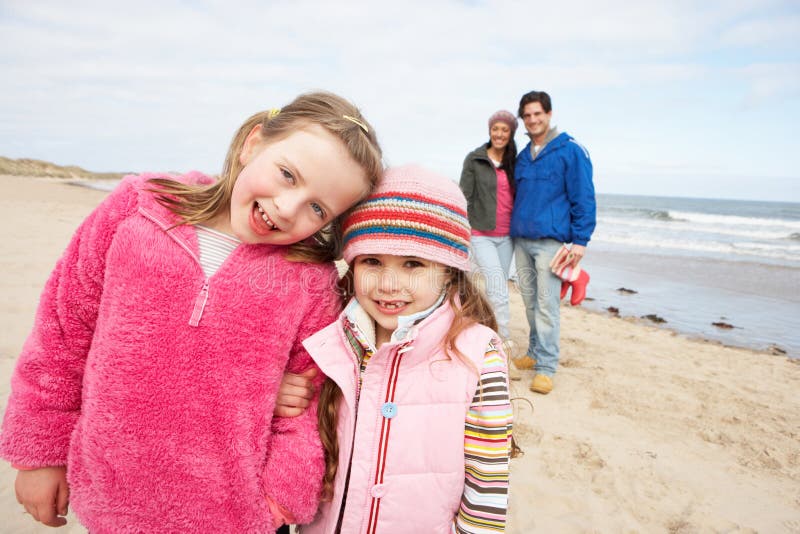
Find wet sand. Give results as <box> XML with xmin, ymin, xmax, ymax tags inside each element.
<box><xmin>580</xmin><ymin>249</ymin><xmax>800</xmax><ymax>357</ymax></box>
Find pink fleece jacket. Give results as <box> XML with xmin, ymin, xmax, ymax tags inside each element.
<box><xmin>0</xmin><ymin>173</ymin><xmax>337</xmax><ymax>533</ymax></box>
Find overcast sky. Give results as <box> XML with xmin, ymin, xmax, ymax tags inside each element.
<box><xmin>1</xmin><ymin>0</ymin><xmax>798</xmax><ymax>201</ymax></box>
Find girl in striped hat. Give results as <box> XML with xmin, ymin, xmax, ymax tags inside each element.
<box><xmin>296</xmin><ymin>164</ymin><xmax>514</xmax><ymax>533</ymax></box>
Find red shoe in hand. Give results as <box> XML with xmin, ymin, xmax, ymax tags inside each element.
<box><xmin>569</xmin><ymin>269</ymin><xmax>590</xmax><ymax>305</ymax></box>
<box><xmin>560</xmin><ymin>280</ymin><xmax>569</xmax><ymax>300</ymax></box>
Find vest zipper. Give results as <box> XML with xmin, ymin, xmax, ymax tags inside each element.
<box><xmin>334</xmin><ymin>360</ymin><xmax>362</xmax><ymax>533</ymax></box>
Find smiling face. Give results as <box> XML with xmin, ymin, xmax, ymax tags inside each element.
<box><xmin>353</xmin><ymin>254</ymin><xmax>450</xmax><ymax>346</ymax></box>
<box><xmin>225</xmin><ymin>123</ymin><xmax>368</xmax><ymax>245</ymax></box>
<box><xmin>489</xmin><ymin>122</ymin><xmax>512</xmax><ymax>152</ymax></box>
<box><xmin>521</xmin><ymin>101</ymin><xmax>552</xmax><ymax>144</ymax></box>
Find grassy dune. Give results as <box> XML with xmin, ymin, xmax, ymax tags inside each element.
<box><xmin>0</xmin><ymin>156</ymin><xmax>126</xmax><ymax>180</ymax></box>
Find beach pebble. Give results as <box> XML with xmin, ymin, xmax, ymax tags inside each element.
<box><xmin>712</xmin><ymin>321</ymin><xmax>735</xmax><ymax>329</ymax></box>
<box><xmin>642</xmin><ymin>314</ymin><xmax>666</xmax><ymax>324</ymax></box>
<box><xmin>606</xmin><ymin>306</ymin><xmax>620</xmax><ymax>316</ymax></box>
<box><xmin>617</xmin><ymin>287</ymin><xmax>638</xmax><ymax>294</ymax></box>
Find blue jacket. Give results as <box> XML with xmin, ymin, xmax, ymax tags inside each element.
<box><xmin>511</xmin><ymin>131</ymin><xmax>596</xmax><ymax>246</ymax></box>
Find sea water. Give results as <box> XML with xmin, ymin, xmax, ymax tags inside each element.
<box><xmin>583</xmin><ymin>194</ymin><xmax>800</xmax><ymax>357</ymax></box>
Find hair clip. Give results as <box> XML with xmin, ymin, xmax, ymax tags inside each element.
<box><xmin>342</xmin><ymin>114</ymin><xmax>369</xmax><ymax>134</ymax></box>
<box><xmin>268</xmin><ymin>108</ymin><xmax>281</xmax><ymax>119</ymax></box>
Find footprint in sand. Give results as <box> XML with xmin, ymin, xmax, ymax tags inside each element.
<box><xmin>574</xmin><ymin>441</ymin><xmax>606</xmax><ymax>470</ymax></box>
<box><xmin>512</xmin><ymin>420</ymin><xmax>543</xmax><ymax>445</ymax></box>
<box><xmin>783</xmin><ymin>519</ymin><xmax>800</xmax><ymax>533</ymax></box>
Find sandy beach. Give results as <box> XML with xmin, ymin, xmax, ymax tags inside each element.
<box><xmin>1</xmin><ymin>175</ymin><xmax>798</xmax><ymax>533</ymax></box>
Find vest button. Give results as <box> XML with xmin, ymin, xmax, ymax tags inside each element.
<box><xmin>381</xmin><ymin>402</ymin><xmax>397</xmax><ymax>419</ymax></box>
<box><xmin>370</xmin><ymin>483</ymin><xmax>387</xmax><ymax>498</ymax></box>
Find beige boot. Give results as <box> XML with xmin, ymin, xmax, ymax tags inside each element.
<box><xmin>511</xmin><ymin>356</ymin><xmax>536</xmax><ymax>371</ymax></box>
<box><xmin>529</xmin><ymin>374</ymin><xmax>553</xmax><ymax>394</ymax></box>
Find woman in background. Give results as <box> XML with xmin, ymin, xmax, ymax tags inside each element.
<box><xmin>459</xmin><ymin>110</ymin><xmax>518</xmax><ymax>343</ymax></box>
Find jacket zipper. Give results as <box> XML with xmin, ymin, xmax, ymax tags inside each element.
<box><xmin>138</xmin><ymin>206</ymin><xmax>211</xmax><ymax>327</ymax></box>
<box><xmin>189</xmin><ymin>281</ymin><xmax>210</xmax><ymax>327</ymax></box>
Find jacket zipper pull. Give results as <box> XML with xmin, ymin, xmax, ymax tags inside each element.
<box><xmin>189</xmin><ymin>281</ymin><xmax>209</xmax><ymax>327</ymax></box>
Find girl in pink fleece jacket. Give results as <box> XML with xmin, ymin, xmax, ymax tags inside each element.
<box><xmin>0</xmin><ymin>92</ymin><xmax>383</xmax><ymax>533</ymax></box>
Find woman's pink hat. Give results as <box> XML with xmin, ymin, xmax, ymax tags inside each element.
<box><xmin>488</xmin><ymin>110</ymin><xmax>518</xmax><ymax>134</ymax></box>
<box><xmin>342</xmin><ymin>164</ymin><xmax>472</xmax><ymax>272</ymax></box>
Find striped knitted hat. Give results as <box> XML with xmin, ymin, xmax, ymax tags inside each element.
<box><xmin>342</xmin><ymin>164</ymin><xmax>472</xmax><ymax>271</ymax></box>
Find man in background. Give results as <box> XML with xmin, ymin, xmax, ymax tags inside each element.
<box><xmin>511</xmin><ymin>90</ymin><xmax>596</xmax><ymax>394</ymax></box>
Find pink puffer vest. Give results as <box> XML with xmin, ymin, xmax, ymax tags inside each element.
<box><xmin>302</xmin><ymin>301</ymin><xmax>497</xmax><ymax>534</ymax></box>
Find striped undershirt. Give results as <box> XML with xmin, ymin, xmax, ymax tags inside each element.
<box><xmin>344</xmin><ymin>321</ymin><xmax>512</xmax><ymax>533</ymax></box>
<box><xmin>194</xmin><ymin>225</ymin><xmax>240</xmax><ymax>278</ymax></box>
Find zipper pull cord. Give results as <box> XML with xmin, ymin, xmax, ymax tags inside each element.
<box><xmin>189</xmin><ymin>280</ymin><xmax>209</xmax><ymax>327</ymax></box>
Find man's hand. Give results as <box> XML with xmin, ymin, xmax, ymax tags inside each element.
<box><xmin>550</xmin><ymin>244</ymin><xmax>586</xmax><ymax>272</ymax></box>
<box><xmin>568</xmin><ymin>244</ymin><xmax>586</xmax><ymax>267</ymax></box>
<box><xmin>16</xmin><ymin>466</ymin><xmax>69</xmax><ymax>527</ymax></box>
<box><xmin>274</xmin><ymin>368</ymin><xmax>317</xmax><ymax>417</ymax></box>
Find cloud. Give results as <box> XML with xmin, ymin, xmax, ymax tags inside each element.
<box><xmin>0</xmin><ymin>0</ymin><xmax>798</xmax><ymax>200</ymax></box>
<box><xmin>732</xmin><ymin>62</ymin><xmax>800</xmax><ymax>100</ymax></box>
<box><xmin>719</xmin><ymin>13</ymin><xmax>800</xmax><ymax>49</ymax></box>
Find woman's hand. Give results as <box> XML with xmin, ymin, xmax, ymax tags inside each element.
<box><xmin>16</xmin><ymin>466</ymin><xmax>69</xmax><ymax>527</ymax></box>
<box><xmin>274</xmin><ymin>368</ymin><xmax>317</xmax><ymax>417</ymax></box>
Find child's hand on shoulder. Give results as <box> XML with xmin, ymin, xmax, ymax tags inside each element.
<box><xmin>15</xmin><ymin>466</ymin><xmax>69</xmax><ymax>527</ymax></box>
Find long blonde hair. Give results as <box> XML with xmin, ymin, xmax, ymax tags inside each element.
<box><xmin>147</xmin><ymin>91</ymin><xmax>383</xmax><ymax>263</ymax></box>
<box><xmin>318</xmin><ymin>268</ymin><xmax>498</xmax><ymax>500</ymax></box>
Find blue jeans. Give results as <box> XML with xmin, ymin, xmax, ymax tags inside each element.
<box><xmin>470</xmin><ymin>236</ymin><xmax>514</xmax><ymax>339</ymax></box>
<box><xmin>514</xmin><ymin>238</ymin><xmax>562</xmax><ymax>376</ymax></box>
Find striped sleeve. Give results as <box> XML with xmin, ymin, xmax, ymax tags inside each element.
<box><xmin>454</xmin><ymin>341</ymin><xmax>513</xmax><ymax>533</ymax></box>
